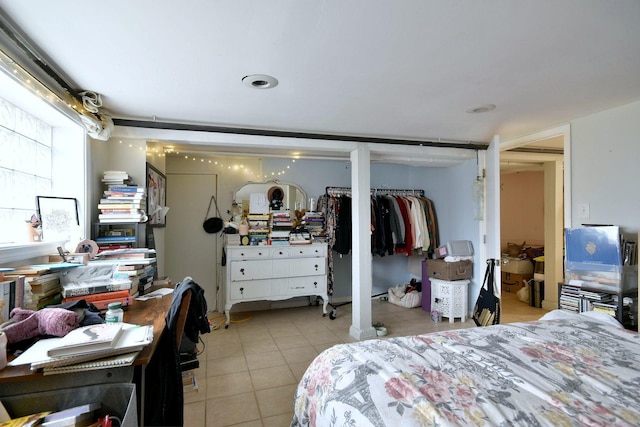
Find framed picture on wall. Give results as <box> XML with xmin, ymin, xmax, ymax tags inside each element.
<box><xmin>146</xmin><ymin>163</ymin><xmax>167</xmax><ymax>227</ymax></box>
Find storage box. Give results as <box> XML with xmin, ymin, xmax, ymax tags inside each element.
<box><xmin>565</xmin><ymin>264</ymin><xmax>637</xmax><ymax>292</ymax></box>
<box><xmin>501</xmin><ymin>271</ymin><xmax>532</xmax><ymax>293</ymax></box>
<box><xmin>427</xmin><ymin>259</ymin><xmax>473</xmax><ymax>280</ymax></box>
<box><xmin>0</xmin><ymin>383</ymin><xmax>137</xmax><ymax>427</ymax></box>
<box><xmin>564</xmin><ymin>226</ymin><xmax>637</xmax><ymax>291</ymax></box>
<box><xmin>501</xmin><ymin>257</ymin><xmax>533</xmax><ymax>274</ymax></box>
<box><xmin>435</xmin><ymin>240</ymin><xmax>474</xmax><ymax>258</ymax></box>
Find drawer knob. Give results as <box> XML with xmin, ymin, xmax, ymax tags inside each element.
<box><xmin>314</xmin><ymin>264</ymin><xmax>319</xmax><ymax>271</ymax></box>
<box><xmin>314</xmin><ymin>281</ymin><xmax>318</xmax><ymax>288</ymax></box>
<box><xmin>279</xmin><ymin>251</ymin><xmax>283</xmax><ymax>255</ymax></box>
<box><xmin>240</xmin><ymin>268</ymin><xmax>245</xmax><ymax>275</ymax></box>
<box><xmin>240</xmin><ymin>287</ymin><xmax>244</xmax><ymax>294</ymax></box>
<box><xmin>299</xmin><ymin>250</ymin><xmax>303</xmax><ymax>254</ymax></box>
<box><xmin>259</xmin><ymin>252</ymin><xmax>263</xmax><ymax>256</ymax></box>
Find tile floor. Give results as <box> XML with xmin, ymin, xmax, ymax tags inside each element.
<box><xmin>184</xmin><ymin>291</ymin><xmax>548</xmax><ymax>427</ymax></box>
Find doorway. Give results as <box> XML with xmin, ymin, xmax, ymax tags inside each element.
<box><xmin>500</xmin><ymin>125</ymin><xmax>569</xmax><ymax>315</ymax></box>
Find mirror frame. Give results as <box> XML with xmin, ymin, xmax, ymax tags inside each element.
<box><xmin>233</xmin><ymin>180</ymin><xmax>307</xmax><ymax>214</ymax></box>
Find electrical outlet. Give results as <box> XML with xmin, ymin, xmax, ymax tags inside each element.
<box><xmin>577</xmin><ymin>203</ymin><xmax>590</xmax><ymax>219</ymax></box>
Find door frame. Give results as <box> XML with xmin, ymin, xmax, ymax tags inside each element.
<box><xmin>500</xmin><ymin>124</ymin><xmax>571</xmax><ymax>310</ymax></box>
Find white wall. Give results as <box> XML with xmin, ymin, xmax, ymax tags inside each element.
<box><xmin>262</xmin><ymin>157</ymin><xmax>481</xmax><ymax>305</ymax></box>
<box><xmin>570</xmin><ymin>101</ymin><xmax>640</xmax><ymax>237</ymax></box>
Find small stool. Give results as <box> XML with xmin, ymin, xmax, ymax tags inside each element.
<box><xmin>430</xmin><ymin>278</ymin><xmax>470</xmax><ymax>322</ymax></box>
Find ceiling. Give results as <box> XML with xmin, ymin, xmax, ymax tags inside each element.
<box><xmin>0</xmin><ymin>1</ymin><xmax>639</xmax><ymax>162</ymax></box>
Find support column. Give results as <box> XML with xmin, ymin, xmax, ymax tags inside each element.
<box><xmin>349</xmin><ymin>144</ymin><xmax>376</xmax><ymax>340</ymax></box>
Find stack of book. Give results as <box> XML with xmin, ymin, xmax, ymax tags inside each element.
<box><xmin>94</xmin><ymin>248</ymin><xmax>157</xmax><ymax>296</ymax></box>
<box><xmin>94</xmin><ymin>225</ymin><xmax>138</xmax><ymax>252</ymax></box>
<box><xmin>270</xmin><ymin>210</ymin><xmax>292</xmax><ymax>245</ymax></box>
<box><xmin>247</xmin><ymin>213</ymin><xmax>270</xmax><ymax>245</ymax></box>
<box><xmin>101</xmin><ymin>170</ymin><xmax>132</xmax><ymax>186</ymax></box>
<box><xmin>304</xmin><ymin>211</ymin><xmax>326</xmax><ymax>238</ymax></box>
<box><xmin>98</xmin><ymin>171</ymin><xmax>147</xmax><ymax>223</ymax></box>
<box><xmin>59</xmin><ymin>253</ymin><xmax>154</xmax><ymax>310</ymax></box>
<box><xmin>9</xmin><ymin>323</ymin><xmax>154</xmax><ymax>376</ymax></box>
<box><xmin>6</xmin><ymin>265</ymin><xmax>74</xmax><ymax>310</ymax></box>
<box><xmin>0</xmin><ymin>274</ymin><xmax>25</xmax><ymax>322</ymax></box>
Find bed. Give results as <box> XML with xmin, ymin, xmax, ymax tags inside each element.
<box><xmin>292</xmin><ymin>311</ymin><xmax>640</xmax><ymax>426</ymax></box>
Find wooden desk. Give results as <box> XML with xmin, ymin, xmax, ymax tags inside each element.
<box><xmin>0</xmin><ymin>295</ymin><xmax>171</xmax><ymax>391</ymax></box>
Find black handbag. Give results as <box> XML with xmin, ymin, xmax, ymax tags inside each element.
<box><xmin>202</xmin><ymin>195</ymin><xmax>223</xmax><ymax>233</ymax></box>
<box><xmin>472</xmin><ymin>259</ymin><xmax>501</xmax><ymax>326</ymax></box>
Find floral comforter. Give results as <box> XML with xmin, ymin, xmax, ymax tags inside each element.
<box><xmin>292</xmin><ymin>313</ymin><xmax>640</xmax><ymax>426</ymax></box>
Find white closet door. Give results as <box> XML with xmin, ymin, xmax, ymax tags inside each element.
<box><xmin>165</xmin><ymin>173</ymin><xmax>218</xmax><ymax>311</ymax></box>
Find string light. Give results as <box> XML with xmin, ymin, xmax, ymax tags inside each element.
<box><xmin>121</xmin><ymin>142</ymin><xmax>301</xmax><ymax>179</ymax></box>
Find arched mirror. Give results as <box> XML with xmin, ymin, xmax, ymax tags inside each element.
<box><xmin>233</xmin><ymin>180</ymin><xmax>306</xmax><ymax>216</ymax></box>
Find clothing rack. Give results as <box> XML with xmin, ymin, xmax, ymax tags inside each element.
<box><xmin>325</xmin><ymin>186</ymin><xmax>425</xmax><ymax>197</ymax></box>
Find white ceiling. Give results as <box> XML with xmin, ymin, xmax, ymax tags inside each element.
<box><xmin>1</xmin><ymin>1</ymin><xmax>639</xmax><ymax>157</ymax></box>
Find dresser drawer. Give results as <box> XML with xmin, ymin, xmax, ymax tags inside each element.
<box><xmin>290</xmin><ymin>245</ymin><xmax>328</xmax><ymax>258</ymax></box>
<box><xmin>228</xmin><ymin>247</ymin><xmax>270</xmax><ymax>260</ymax></box>
<box><xmin>270</xmin><ymin>247</ymin><xmax>293</xmax><ymax>258</ymax></box>
<box><xmin>230</xmin><ymin>260</ymin><xmax>272</xmax><ymax>281</ymax></box>
<box><xmin>230</xmin><ymin>279</ymin><xmax>271</xmax><ymax>300</ymax></box>
<box><xmin>275</xmin><ymin>276</ymin><xmax>326</xmax><ymax>296</ymax></box>
<box><xmin>290</xmin><ymin>257</ymin><xmax>326</xmax><ymax>276</ymax></box>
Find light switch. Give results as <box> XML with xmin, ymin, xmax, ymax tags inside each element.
<box><xmin>577</xmin><ymin>203</ymin><xmax>590</xmax><ymax>219</ymax></box>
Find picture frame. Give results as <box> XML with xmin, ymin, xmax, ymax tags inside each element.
<box><xmin>36</xmin><ymin>196</ymin><xmax>79</xmax><ymax>242</ymax></box>
<box><xmin>146</xmin><ymin>162</ymin><xmax>167</xmax><ymax>227</ymax></box>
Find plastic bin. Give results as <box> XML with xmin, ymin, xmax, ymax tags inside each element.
<box><xmin>0</xmin><ymin>383</ymin><xmax>137</xmax><ymax>427</ymax></box>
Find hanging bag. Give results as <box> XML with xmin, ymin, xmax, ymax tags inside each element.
<box><xmin>472</xmin><ymin>259</ymin><xmax>501</xmax><ymax>326</ymax></box>
<box><xmin>202</xmin><ymin>195</ymin><xmax>223</xmax><ymax>233</ymax></box>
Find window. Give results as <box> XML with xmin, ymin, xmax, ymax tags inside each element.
<box><xmin>0</xmin><ymin>97</ymin><xmax>53</xmax><ymax>244</ymax></box>
<box><xmin>0</xmin><ymin>69</ymin><xmax>87</xmax><ymax>259</ymax></box>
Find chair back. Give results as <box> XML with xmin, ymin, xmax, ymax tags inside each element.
<box><xmin>175</xmin><ymin>290</ymin><xmax>192</xmax><ymax>350</ymax></box>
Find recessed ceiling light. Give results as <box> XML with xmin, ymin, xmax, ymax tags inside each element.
<box><xmin>466</xmin><ymin>104</ymin><xmax>496</xmax><ymax>114</ymax></box>
<box><xmin>242</xmin><ymin>74</ymin><xmax>278</xmax><ymax>89</ymax></box>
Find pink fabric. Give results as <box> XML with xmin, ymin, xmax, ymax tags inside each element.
<box><xmin>3</xmin><ymin>307</ymin><xmax>79</xmax><ymax>344</ymax></box>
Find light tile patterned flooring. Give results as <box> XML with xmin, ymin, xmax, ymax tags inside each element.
<box><xmin>184</xmin><ymin>291</ymin><xmax>548</xmax><ymax>427</ymax></box>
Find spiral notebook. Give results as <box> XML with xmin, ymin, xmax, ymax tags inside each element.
<box><xmin>42</xmin><ymin>351</ymin><xmax>139</xmax><ymax>375</ymax></box>
<box><xmin>9</xmin><ymin>324</ymin><xmax>153</xmax><ymax>370</ymax></box>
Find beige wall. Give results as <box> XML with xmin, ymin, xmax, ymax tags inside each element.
<box><xmin>500</xmin><ymin>171</ymin><xmax>544</xmax><ymax>251</ymax></box>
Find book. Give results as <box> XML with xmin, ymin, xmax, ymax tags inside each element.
<box><xmin>47</xmin><ymin>323</ymin><xmax>125</xmax><ymax>357</ymax></box>
<box><xmin>41</xmin><ymin>403</ymin><xmax>100</xmax><ymax>425</ymax></box>
<box><xmin>0</xmin><ymin>411</ymin><xmax>51</xmax><ymax>427</ymax></box>
<box><xmin>97</xmin><ymin>203</ymin><xmax>144</xmax><ymax>210</ymax></box>
<box><xmin>61</xmin><ymin>278</ymin><xmax>132</xmax><ymax>298</ymax></box>
<box><xmin>62</xmin><ymin>289</ymin><xmax>132</xmax><ymax>303</ymax></box>
<box><xmin>13</xmin><ymin>325</ymin><xmax>154</xmax><ymax>370</ymax></box>
<box><xmin>42</xmin><ymin>352</ymin><xmax>139</xmax><ymax>376</ymax></box>
<box><xmin>107</xmin><ymin>185</ymin><xmax>144</xmax><ymax>193</ymax></box>
<box><xmin>94</xmin><ymin>235</ymin><xmax>137</xmax><ymax>242</ymax></box>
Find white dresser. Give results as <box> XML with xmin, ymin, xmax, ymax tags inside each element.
<box><xmin>224</xmin><ymin>243</ymin><xmax>329</xmax><ymax>327</ymax></box>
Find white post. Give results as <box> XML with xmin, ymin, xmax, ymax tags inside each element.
<box><xmin>349</xmin><ymin>144</ymin><xmax>376</xmax><ymax>340</ymax></box>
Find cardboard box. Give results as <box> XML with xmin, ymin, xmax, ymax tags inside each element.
<box><xmin>427</xmin><ymin>259</ymin><xmax>473</xmax><ymax>280</ymax></box>
<box><xmin>1</xmin><ymin>383</ymin><xmax>137</xmax><ymax>427</ymax></box>
<box><xmin>501</xmin><ymin>257</ymin><xmax>533</xmax><ymax>274</ymax></box>
<box><xmin>501</xmin><ymin>271</ymin><xmax>532</xmax><ymax>293</ymax></box>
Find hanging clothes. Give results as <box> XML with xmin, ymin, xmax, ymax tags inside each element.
<box><xmin>323</xmin><ymin>188</ymin><xmax>438</xmax><ymax>258</ymax></box>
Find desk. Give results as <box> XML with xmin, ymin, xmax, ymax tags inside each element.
<box><xmin>0</xmin><ymin>295</ymin><xmax>172</xmax><ymax>423</ymax></box>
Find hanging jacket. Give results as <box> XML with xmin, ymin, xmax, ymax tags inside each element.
<box><xmin>143</xmin><ymin>277</ymin><xmax>210</xmax><ymax>426</ymax></box>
